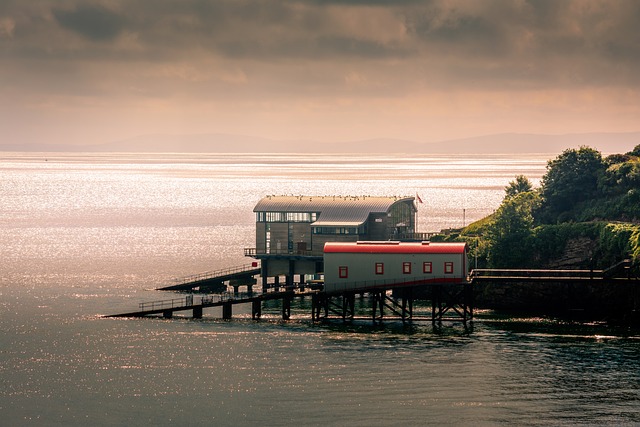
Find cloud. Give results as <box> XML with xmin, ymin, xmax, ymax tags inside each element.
<box><xmin>1</xmin><ymin>0</ymin><xmax>639</xmax><ymax>146</ymax></box>
<box><xmin>0</xmin><ymin>17</ymin><xmax>15</xmax><ymax>38</ymax></box>
<box><xmin>53</xmin><ymin>5</ymin><xmax>125</xmax><ymax>41</ymax></box>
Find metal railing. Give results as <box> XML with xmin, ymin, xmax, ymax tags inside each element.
<box><xmin>244</xmin><ymin>247</ymin><xmax>324</xmax><ymax>257</ymax></box>
<box><xmin>138</xmin><ymin>292</ymin><xmax>245</xmax><ymax>312</ymax></box>
<box><xmin>172</xmin><ymin>264</ymin><xmax>260</xmax><ymax>286</ymax></box>
<box><xmin>468</xmin><ymin>268</ymin><xmax>603</xmax><ymax>280</ymax></box>
<box><xmin>139</xmin><ymin>296</ymin><xmax>193</xmax><ymax>312</ymax></box>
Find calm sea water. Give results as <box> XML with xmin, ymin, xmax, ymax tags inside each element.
<box><xmin>1</xmin><ymin>152</ymin><xmax>639</xmax><ymax>426</ymax></box>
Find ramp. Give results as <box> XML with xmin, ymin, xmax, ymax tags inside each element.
<box><xmin>157</xmin><ymin>264</ymin><xmax>261</xmax><ymax>291</ymax></box>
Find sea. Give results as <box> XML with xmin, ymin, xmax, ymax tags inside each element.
<box><xmin>1</xmin><ymin>152</ymin><xmax>639</xmax><ymax>426</ymax></box>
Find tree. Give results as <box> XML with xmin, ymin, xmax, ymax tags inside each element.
<box><xmin>539</xmin><ymin>146</ymin><xmax>605</xmax><ymax>222</ymax></box>
<box><xmin>505</xmin><ymin>175</ymin><xmax>533</xmax><ymax>198</ymax></box>
<box><xmin>487</xmin><ymin>192</ymin><xmax>541</xmax><ymax>267</ymax></box>
<box><xmin>627</xmin><ymin>144</ymin><xmax>640</xmax><ymax>157</ymax></box>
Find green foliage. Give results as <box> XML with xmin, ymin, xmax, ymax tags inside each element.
<box><xmin>631</xmin><ymin>227</ymin><xmax>640</xmax><ymax>261</ymax></box>
<box><xmin>486</xmin><ymin>191</ymin><xmax>540</xmax><ymax>267</ymax></box>
<box><xmin>628</xmin><ymin>144</ymin><xmax>640</xmax><ymax>157</ymax></box>
<box><xmin>539</xmin><ymin>146</ymin><xmax>605</xmax><ymax>222</ymax></box>
<box><xmin>601</xmin><ymin>158</ymin><xmax>640</xmax><ymax>195</ymax></box>
<box><xmin>597</xmin><ymin>223</ymin><xmax>639</xmax><ymax>266</ymax></box>
<box><xmin>505</xmin><ymin>175</ymin><xmax>533</xmax><ymax>198</ymax></box>
<box><xmin>530</xmin><ymin>222</ymin><xmax>601</xmax><ymax>267</ymax></box>
<box><xmin>464</xmin><ymin>144</ymin><xmax>640</xmax><ymax>269</ymax></box>
<box><xmin>462</xmin><ymin>213</ymin><xmax>494</xmax><ymax>236</ymax></box>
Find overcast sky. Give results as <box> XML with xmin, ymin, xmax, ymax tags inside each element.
<box><xmin>2</xmin><ymin>0</ymin><xmax>639</xmax><ymax>147</ymax></box>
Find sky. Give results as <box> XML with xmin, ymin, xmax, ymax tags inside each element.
<box><xmin>2</xmin><ymin>0</ymin><xmax>640</xmax><ymax>147</ymax></box>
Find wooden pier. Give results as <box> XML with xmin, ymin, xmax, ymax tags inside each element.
<box><xmin>157</xmin><ymin>264</ymin><xmax>261</xmax><ymax>292</ymax></box>
<box><xmin>469</xmin><ymin>263</ymin><xmax>639</xmax><ymax>323</ymax></box>
<box><xmin>106</xmin><ymin>282</ymin><xmax>473</xmax><ymax>324</ymax></box>
<box><xmin>106</xmin><ymin>289</ymin><xmax>303</xmax><ymax>320</ymax></box>
<box><xmin>106</xmin><ymin>260</ymin><xmax>637</xmax><ymax>324</ymax></box>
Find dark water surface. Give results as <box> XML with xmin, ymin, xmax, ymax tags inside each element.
<box><xmin>2</xmin><ymin>153</ymin><xmax>639</xmax><ymax>426</ymax></box>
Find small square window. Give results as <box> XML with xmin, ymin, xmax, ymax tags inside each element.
<box><xmin>339</xmin><ymin>266</ymin><xmax>349</xmax><ymax>278</ymax></box>
<box><xmin>444</xmin><ymin>262</ymin><xmax>454</xmax><ymax>274</ymax></box>
<box><xmin>423</xmin><ymin>262</ymin><xmax>432</xmax><ymax>274</ymax></box>
<box><xmin>375</xmin><ymin>262</ymin><xmax>384</xmax><ymax>275</ymax></box>
<box><xmin>402</xmin><ymin>262</ymin><xmax>412</xmax><ymax>274</ymax></box>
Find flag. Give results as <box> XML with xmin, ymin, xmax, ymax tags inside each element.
<box><xmin>416</xmin><ymin>193</ymin><xmax>423</xmax><ymax>204</ymax></box>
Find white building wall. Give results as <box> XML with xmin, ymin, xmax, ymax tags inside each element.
<box><xmin>324</xmin><ymin>251</ymin><xmax>466</xmax><ymax>294</ymax></box>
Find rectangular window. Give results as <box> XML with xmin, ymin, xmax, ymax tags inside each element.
<box><xmin>402</xmin><ymin>262</ymin><xmax>412</xmax><ymax>274</ymax></box>
<box><xmin>423</xmin><ymin>262</ymin><xmax>432</xmax><ymax>274</ymax></box>
<box><xmin>339</xmin><ymin>266</ymin><xmax>349</xmax><ymax>279</ymax></box>
<box><xmin>375</xmin><ymin>262</ymin><xmax>384</xmax><ymax>275</ymax></box>
<box><xmin>444</xmin><ymin>262</ymin><xmax>454</xmax><ymax>274</ymax></box>
<box><xmin>265</xmin><ymin>212</ymin><xmax>285</xmax><ymax>222</ymax></box>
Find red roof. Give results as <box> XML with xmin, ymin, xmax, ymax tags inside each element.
<box><xmin>324</xmin><ymin>241</ymin><xmax>467</xmax><ymax>254</ymax></box>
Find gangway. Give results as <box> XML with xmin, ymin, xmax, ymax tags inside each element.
<box><xmin>157</xmin><ymin>264</ymin><xmax>261</xmax><ymax>291</ymax></box>
<box><xmin>105</xmin><ymin>289</ymin><xmax>315</xmax><ymax>320</ymax></box>
<box><xmin>468</xmin><ymin>268</ymin><xmax>605</xmax><ymax>283</ymax></box>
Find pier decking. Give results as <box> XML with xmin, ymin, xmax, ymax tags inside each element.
<box><xmin>105</xmin><ymin>289</ymin><xmax>305</xmax><ymax>320</ymax></box>
<box><xmin>106</xmin><ymin>263</ymin><xmax>639</xmax><ymax>324</ymax></box>
<box><xmin>106</xmin><ymin>280</ymin><xmax>473</xmax><ymax>323</ymax></box>
<box><xmin>156</xmin><ymin>264</ymin><xmax>261</xmax><ymax>292</ymax></box>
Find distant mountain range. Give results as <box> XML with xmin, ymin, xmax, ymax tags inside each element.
<box><xmin>2</xmin><ymin>132</ymin><xmax>639</xmax><ymax>155</ymax></box>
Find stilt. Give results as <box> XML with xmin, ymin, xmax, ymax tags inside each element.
<box><xmin>342</xmin><ymin>292</ymin><xmax>355</xmax><ymax>322</ymax></box>
<box><xmin>261</xmin><ymin>261</ymin><xmax>269</xmax><ymax>291</ymax></box>
<box><xmin>400</xmin><ymin>288</ymin><xmax>413</xmax><ymax>324</ymax></box>
<box><xmin>372</xmin><ymin>291</ymin><xmax>384</xmax><ymax>323</ymax></box>
<box><xmin>282</xmin><ymin>295</ymin><xmax>291</xmax><ymax>320</ymax></box>
<box><xmin>464</xmin><ymin>282</ymin><xmax>473</xmax><ymax>322</ymax></box>
<box><xmin>432</xmin><ymin>285</ymin><xmax>441</xmax><ymax>323</ymax></box>
<box><xmin>252</xmin><ymin>299</ymin><xmax>262</xmax><ymax>319</ymax></box>
<box><xmin>222</xmin><ymin>301</ymin><xmax>232</xmax><ymax>319</ymax></box>
<box><xmin>193</xmin><ymin>306</ymin><xmax>203</xmax><ymax>319</ymax></box>
<box><xmin>312</xmin><ymin>293</ymin><xmax>329</xmax><ymax>321</ymax></box>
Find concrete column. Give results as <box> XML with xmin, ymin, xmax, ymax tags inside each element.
<box><xmin>193</xmin><ymin>306</ymin><xmax>203</xmax><ymax>319</ymax></box>
<box><xmin>252</xmin><ymin>300</ymin><xmax>261</xmax><ymax>319</ymax></box>
<box><xmin>261</xmin><ymin>261</ymin><xmax>269</xmax><ymax>291</ymax></box>
<box><xmin>286</xmin><ymin>260</ymin><xmax>295</xmax><ymax>289</ymax></box>
<box><xmin>222</xmin><ymin>302</ymin><xmax>232</xmax><ymax>319</ymax></box>
<box><xmin>282</xmin><ymin>296</ymin><xmax>291</xmax><ymax>320</ymax></box>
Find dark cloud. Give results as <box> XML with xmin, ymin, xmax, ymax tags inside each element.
<box><xmin>405</xmin><ymin>10</ymin><xmax>505</xmax><ymax>54</ymax></box>
<box><xmin>217</xmin><ymin>35</ymin><xmax>408</xmax><ymax>60</ymax></box>
<box><xmin>1</xmin><ymin>0</ymin><xmax>636</xmax><ymax>103</ymax></box>
<box><xmin>306</xmin><ymin>0</ymin><xmax>424</xmax><ymax>5</ymax></box>
<box><xmin>3</xmin><ymin>0</ymin><xmax>636</xmax><ymax>70</ymax></box>
<box><xmin>53</xmin><ymin>5</ymin><xmax>125</xmax><ymax>41</ymax></box>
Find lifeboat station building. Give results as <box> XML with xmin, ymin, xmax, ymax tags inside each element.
<box><xmin>245</xmin><ymin>195</ymin><xmax>417</xmax><ymax>288</ymax></box>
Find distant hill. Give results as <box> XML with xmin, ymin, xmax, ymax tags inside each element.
<box><xmin>2</xmin><ymin>132</ymin><xmax>639</xmax><ymax>154</ymax></box>
<box><xmin>421</xmin><ymin>133</ymin><xmax>640</xmax><ymax>155</ymax></box>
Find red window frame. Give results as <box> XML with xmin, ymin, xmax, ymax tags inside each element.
<box><xmin>402</xmin><ymin>262</ymin><xmax>412</xmax><ymax>274</ymax></box>
<box><xmin>375</xmin><ymin>262</ymin><xmax>384</xmax><ymax>275</ymax></box>
<box><xmin>444</xmin><ymin>262</ymin><xmax>454</xmax><ymax>274</ymax></box>
<box><xmin>423</xmin><ymin>261</ymin><xmax>432</xmax><ymax>274</ymax></box>
<box><xmin>339</xmin><ymin>266</ymin><xmax>349</xmax><ymax>278</ymax></box>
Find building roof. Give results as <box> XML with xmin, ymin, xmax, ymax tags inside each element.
<box><xmin>324</xmin><ymin>241</ymin><xmax>467</xmax><ymax>254</ymax></box>
<box><xmin>253</xmin><ymin>195</ymin><xmax>415</xmax><ymax>227</ymax></box>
